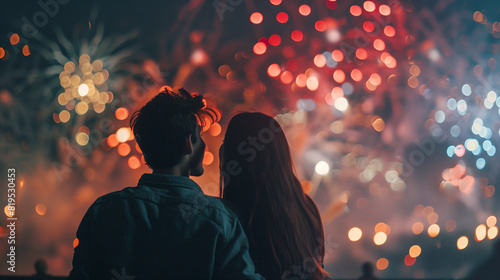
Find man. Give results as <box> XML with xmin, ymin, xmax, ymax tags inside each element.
<box><xmin>68</xmin><ymin>88</ymin><xmax>264</xmax><ymax>280</ymax></box>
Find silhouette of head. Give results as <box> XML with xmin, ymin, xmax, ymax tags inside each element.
<box><xmin>361</xmin><ymin>262</ymin><xmax>374</xmax><ymax>276</ymax></box>
<box><xmin>130</xmin><ymin>87</ymin><xmax>216</xmax><ymax>176</ymax></box>
<box><xmin>34</xmin><ymin>259</ymin><xmax>48</xmax><ymax>275</ymax></box>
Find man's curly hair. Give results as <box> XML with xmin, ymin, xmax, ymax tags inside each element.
<box><xmin>130</xmin><ymin>87</ymin><xmax>216</xmax><ymax>170</ymax></box>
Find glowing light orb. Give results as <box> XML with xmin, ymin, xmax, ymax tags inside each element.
<box><xmin>315</xmin><ymin>161</ymin><xmax>330</xmax><ymax>175</ymax></box>
<box><xmin>409</xmin><ymin>245</ymin><xmax>421</xmax><ymax>258</ymax></box>
<box><xmin>374</xmin><ymin>232</ymin><xmax>387</xmax><ymax>245</ymax></box>
<box><xmin>376</xmin><ymin>258</ymin><xmax>389</xmax><ymax>270</ymax></box>
<box><xmin>476</xmin><ymin>224</ymin><xmax>487</xmax><ymax>241</ymax></box>
<box><xmin>78</xmin><ymin>84</ymin><xmax>89</xmax><ymax>96</ymax></box>
<box><xmin>428</xmin><ymin>224</ymin><xmax>440</xmax><ymax>237</ymax></box>
<box><xmin>348</xmin><ymin>227</ymin><xmax>362</xmax><ymax>241</ymax></box>
<box><xmin>250</xmin><ymin>12</ymin><xmax>263</xmax><ymax>24</ymax></box>
<box><xmin>116</xmin><ymin>127</ymin><xmax>132</xmax><ymax>143</ymax></box>
<box><xmin>36</xmin><ymin>204</ymin><xmax>47</xmax><ymax>216</ymax></box>
<box><xmin>457</xmin><ymin>236</ymin><xmax>469</xmax><ymax>250</ymax></box>
<box><xmin>334</xmin><ymin>97</ymin><xmax>349</xmax><ymax>112</ymax></box>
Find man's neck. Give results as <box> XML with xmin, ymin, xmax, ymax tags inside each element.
<box><xmin>152</xmin><ymin>165</ymin><xmax>189</xmax><ymax>177</ymax></box>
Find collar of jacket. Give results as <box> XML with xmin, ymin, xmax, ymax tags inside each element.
<box><xmin>138</xmin><ymin>173</ymin><xmax>203</xmax><ymax>192</ymax></box>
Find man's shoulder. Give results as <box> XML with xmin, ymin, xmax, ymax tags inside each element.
<box><xmin>90</xmin><ymin>185</ymin><xmax>237</xmax><ymax>219</ymax></box>
<box><xmin>182</xmin><ymin>193</ymin><xmax>239</xmax><ymax>221</ymax></box>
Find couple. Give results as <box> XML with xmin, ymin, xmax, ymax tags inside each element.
<box><xmin>68</xmin><ymin>88</ymin><xmax>328</xmax><ymax>280</ymax></box>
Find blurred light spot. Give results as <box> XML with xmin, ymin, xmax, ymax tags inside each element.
<box><xmin>209</xmin><ymin>123</ymin><xmax>222</xmax><ymax>136</ymax></box>
<box><xmin>450</xmin><ymin>125</ymin><xmax>460</xmax><ymax>137</ymax></box>
<box><xmin>372</xmin><ymin>117</ymin><xmax>385</xmax><ymax>132</ymax></box>
<box><xmin>363</xmin><ymin>1</ymin><xmax>376</xmax><ymax>12</ymax></box>
<box><xmin>487</xmin><ymin>216</ymin><xmax>497</xmax><ymax>227</ymax></box>
<box><xmin>253</xmin><ymin>42</ymin><xmax>267</xmax><ymax>55</ymax></box>
<box><xmin>315</xmin><ymin>20</ymin><xmax>327</xmax><ymax>32</ymax></box>
<box><xmin>306</xmin><ymin>76</ymin><xmax>319</xmax><ymax>91</ymax></box>
<box><xmin>428</xmin><ymin>224</ymin><xmax>440</xmax><ymax>237</ymax></box>
<box><xmin>107</xmin><ymin>134</ymin><xmax>119</xmax><ymax>148</ymax></box>
<box><xmin>373</xmin><ymin>39</ymin><xmax>385</xmax><ymax>51</ymax></box>
<box><xmin>476</xmin><ymin>224</ymin><xmax>487</xmax><ymax>241</ymax></box>
<box><xmin>326</xmin><ymin>0</ymin><xmax>337</xmax><ymax>9</ymax></box>
<box><xmin>334</xmin><ymin>97</ymin><xmax>349</xmax><ymax>112</ymax></box>
<box><xmin>291</xmin><ymin>30</ymin><xmax>303</xmax><ymax>42</ymax></box>
<box><xmin>427</xmin><ymin>212</ymin><xmax>439</xmax><ymax>224</ymax></box>
<box><xmin>348</xmin><ymin>227</ymin><xmax>362</xmax><ymax>241</ymax></box>
<box><xmin>280</xmin><ymin>71</ymin><xmax>293</xmax><ymax>84</ymax></box>
<box><xmin>270</xmin><ymin>0</ymin><xmax>281</xmax><ymax>5</ymax></box>
<box><xmin>465</xmin><ymin>139</ymin><xmax>479</xmax><ymax>151</ymax></box>
<box><xmin>462</xmin><ymin>84</ymin><xmax>472</xmax><ymax>96</ymax></box>
<box><xmin>408</xmin><ymin>76</ymin><xmax>419</xmax><ymax>88</ymax></box>
<box><xmin>404</xmin><ymin>255</ymin><xmax>416</xmax><ymax>266</ymax></box>
<box><xmin>363</xmin><ymin>21</ymin><xmax>375</xmax><ymax>32</ymax></box>
<box><xmin>296</xmin><ymin>74</ymin><xmax>307</xmax><ymax>87</ymax></box>
<box><xmin>351</xmin><ymin>69</ymin><xmax>362</xmax><ymax>81</ymax></box>
<box><xmin>269</xmin><ymin>34</ymin><xmax>281</xmax><ymax>46</ymax></box>
<box><xmin>447</xmin><ymin>98</ymin><xmax>457</xmax><ymax>110</ymax></box>
<box><xmin>476</xmin><ymin>158</ymin><xmax>486</xmax><ymax>169</ymax></box>
<box><xmin>250</xmin><ymin>12</ymin><xmax>263</xmax><ymax>24</ymax></box>
<box><xmin>78</xmin><ymin>84</ymin><xmax>89</xmax><ymax>96</ymax></box>
<box><xmin>457</xmin><ymin>236</ymin><xmax>468</xmax><ymax>250</ymax></box>
<box><xmin>332</xmin><ymin>50</ymin><xmax>344</xmax><ymax>62</ymax></box>
<box><xmin>298</xmin><ymin>4</ymin><xmax>311</xmax><ymax>16</ymax></box>
<box><xmin>369</xmin><ymin>73</ymin><xmax>382</xmax><ymax>86</ymax></box>
<box><xmin>333</xmin><ymin>69</ymin><xmax>346</xmax><ymax>83</ymax></box>
<box><xmin>455</xmin><ymin>144</ymin><xmax>465</xmax><ymax>157</ymax></box>
<box><xmin>457</xmin><ymin>99</ymin><xmax>467</xmax><ymax>115</ymax></box>
<box><xmin>22</xmin><ymin>45</ymin><xmax>30</xmax><ymax>56</ymax></box>
<box><xmin>384</xmin><ymin>26</ymin><xmax>396</xmax><ymax>37</ymax></box>
<box><xmin>446</xmin><ymin>220</ymin><xmax>456</xmax><ymax>232</ymax></box>
<box><xmin>267</xmin><ymin>64</ymin><xmax>281</xmax><ymax>77</ymax></box>
<box><xmin>375</xmin><ymin>222</ymin><xmax>390</xmax><ymax>234</ymax></box>
<box><xmin>356</xmin><ymin>48</ymin><xmax>368</xmax><ymax>60</ymax></box>
<box><xmin>409</xmin><ymin>245</ymin><xmax>421</xmax><ymax>258</ymax></box>
<box><xmin>10</xmin><ymin>33</ymin><xmax>20</xmax><ymax>45</ymax></box>
<box><xmin>203</xmin><ymin>151</ymin><xmax>214</xmax><ymax>165</ymax></box>
<box><xmin>488</xmin><ymin>226</ymin><xmax>498</xmax><ymax>239</ymax></box>
<box><xmin>36</xmin><ymin>204</ymin><xmax>47</xmax><ymax>216</ymax></box>
<box><xmin>326</xmin><ymin>29</ymin><xmax>342</xmax><ymax>43</ymax></box>
<box><xmin>218</xmin><ymin>65</ymin><xmax>231</xmax><ymax>77</ymax></box>
<box><xmin>330</xmin><ymin>121</ymin><xmax>344</xmax><ymax>134</ymax></box>
<box><xmin>376</xmin><ymin>258</ymin><xmax>389</xmax><ymax>270</ymax></box>
<box><xmin>379</xmin><ymin>4</ymin><xmax>391</xmax><ymax>15</ymax></box>
<box><xmin>276</xmin><ymin>12</ymin><xmax>289</xmax><ymax>23</ymax></box>
<box><xmin>473</xmin><ymin>11</ymin><xmax>483</xmax><ymax>22</ymax></box>
<box><xmin>413</xmin><ymin>222</ymin><xmax>424</xmax><ymax>235</ymax></box>
<box><xmin>315</xmin><ymin>161</ymin><xmax>330</xmax><ymax>175</ymax></box>
<box><xmin>75</xmin><ymin>102</ymin><xmax>89</xmax><ymax>115</ymax></box>
<box><xmin>350</xmin><ymin>5</ymin><xmax>362</xmax><ymax>16</ymax></box>
<box><xmin>115</xmin><ymin>108</ymin><xmax>129</xmax><ymax>120</ymax></box>
<box><xmin>76</xmin><ymin>132</ymin><xmax>90</xmax><ymax>146</ymax></box>
<box><xmin>342</xmin><ymin>83</ymin><xmax>354</xmax><ymax>95</ymax></box>
<box><xmin>59</xmin><ymin>110</ymin><xmax>70</xmax><ymax>123</ymax></box>
<box><xmin>0</xmin><ymin>47</ymin><xmax>5</xmax><ymax>59</ymax></box>
<box><xmin>301</xmin><ymin>180</ymin><xmax>313</xmax><ymax>194</ymax></box>
<box><xmin>116</xmin><ymin>127</ymin><xmax>131</xmax><ymax>143</ymax></box>
<box><xmin>117</xmin><ymin>143</ymin><xmax>131</xmax><ymax>156</ymax></box>
<box><xmin>374</xmin><ymin>232</ymin><xmax>387</xmax><ymax>245</ymax></box>
<box><xmin>314</xmin><ymin>54</ymin><xmax>326</xmax><ymax>68</ymax></box>
<box><xmin>128</xmin><ymin>156</ymin><xmax>141</xmax><ymax>169</ymax></box>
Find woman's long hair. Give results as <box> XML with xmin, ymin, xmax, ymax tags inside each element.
<box><xmin>220</xmin><ymin>112</ymin><xmax>327</xmax><ymax>279</ymax></box>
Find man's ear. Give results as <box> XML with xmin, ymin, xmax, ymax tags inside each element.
<box><xmin>184</xmin><ymin>134</ymin><xmax>194</xmax><ymax>155</ymax></box>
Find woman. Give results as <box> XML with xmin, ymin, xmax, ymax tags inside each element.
<box><xmin>220</xmin><ymin>112</ymin><xmax>328</xmax><ymax>280</ymax></box>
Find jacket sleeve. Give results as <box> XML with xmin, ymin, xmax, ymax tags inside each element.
<box><xmin>214</xmin><ymin>215</ymin><xmax>265</xmax><ymax>280</ymax></box>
